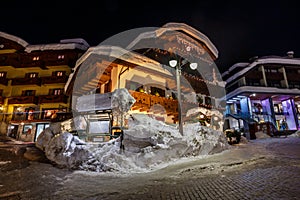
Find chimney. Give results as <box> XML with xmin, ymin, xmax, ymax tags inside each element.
<box><xmin>287</xmin><ymin>51</ymin><xmax>294</xmax><ymax>58</ymax></box>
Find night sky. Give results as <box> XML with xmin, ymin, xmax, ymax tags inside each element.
<box><xmin>1</xmin><ymin>0</ymin><xmax>299</xmax><ymax>73</ymax></box>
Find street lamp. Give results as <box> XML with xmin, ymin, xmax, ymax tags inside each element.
<box><xmin>169</xmin><ymin>59</ymin><xmax>197</xmax><ymax>135</ymax></box>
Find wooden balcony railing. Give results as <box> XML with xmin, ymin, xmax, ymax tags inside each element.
<box><xmin>8</xmin><ymin>96</ymin><xmax>38</xmax><ymax>104</ymax></box>
<box><xmin>38</xmin><ymin>95</ymin><xmax>68</xmax><ymax>104</ymax></box>
<box><xmin>129</xmin><ymin>90</ymin><xmax>178</xmax><ymax>115</ymax></box>
<box><xmin>41</xmin><ymin>76</ymin><xmax>68</xmax><ymax>84</ymax></box>
<box><xmin>11</xmin><ymin>77</ymin><xmax>41</xmax><ymax>86</ymax></box>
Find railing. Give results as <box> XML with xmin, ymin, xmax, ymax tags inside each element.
<box><xmin>38</xmin><ymin>95</ymin><xmax>68</xmax><ymax>104</ymax></box>
<box><xmin>41</xmin><ymin>76</ymin><xmax>68</xmax><ymax>84</ymax></box>
<box><xmin>11</xmin><ymin>77</ymin><xmax>41</xmax><ymax>86</ymax></box>
<box><xmin>129</xmin><ymin>90</ymin><xmax>178</xmax><ymax>114</ymax></box>
<box><xmin>8</xmin><ymin>96</ymin><xmax>38</xmax><ymax>104</ymax></box>
<box><xmin>226</xmin><ymin>109</ymin><xmax>277</xmax><ymax>128</ymax></box>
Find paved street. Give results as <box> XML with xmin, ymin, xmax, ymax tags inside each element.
<box><xmin>1</xmin><ymin>135</ymin><xmax>300</xmax><ymax>200</ymax></box>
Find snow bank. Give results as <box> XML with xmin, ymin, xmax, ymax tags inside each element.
<box><xmin>255</xmin><ymin>131</ymin><xmax>271</xmax><ymax>139</ymax></box>
<box><xmin>78</xmin><ymin>114</ymin><xmax>229</xmax><ymax>173</ymax></box>
<box><xmin>36</xmin><ymin>114</ymin><xmax>229</xmax><ymax>173</ymax></box>
<box><xmin>36</xmin><ymin>123</ymin><xmax>91</xmax><ymax>169</ymax></box>
<box><xmin>288</xmin><ymin>130</ymin><xmax>300</xmax><ymax>137</ymax></box>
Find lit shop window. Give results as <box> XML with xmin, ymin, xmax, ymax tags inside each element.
<box><xmin>43</xmin><ymin>109</ymin><xmax>59</xmax><ymax>120</ymax></box>
<box><xmin>33</xmin><ymin>56</ymin><xmax>39</xmax><ymax>61</ymax></box>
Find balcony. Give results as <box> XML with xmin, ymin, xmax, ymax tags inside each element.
<box><xmin>8</xmin><ymin>96</ymin><xmax>38</xmax><ymax>104</ymax></box>
<box><xmin>245</xmin><ymin>71</ymin><xmax>263</xmax><ymax>79</ymax></box>
<box><xmin>38</xmin><ymin>95</ymin><xmax>68</xmax><ymax>104</ymax></box>
<box><xmin>41</xmin><ymin>76</ymin><xmax>68</xmax><ymax>84</ymax></box>
<box><xmin>286</xmin><ymin>73</ymin><xmax>300</xmax><ymax>82</ymax></box>
<box><xmin>11</xmin><ymin>77</ymin><xmax>41</xmax><ymax>86</ymax></box>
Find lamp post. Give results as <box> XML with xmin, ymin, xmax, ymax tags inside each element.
<box><xmin>169</xmin><ymin>59</ymin><xmax>197</xmax><ymax>135</ymax></box>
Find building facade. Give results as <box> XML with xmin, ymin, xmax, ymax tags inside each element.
<box><xmin>0</xmin><ymin>31</ymin><xmax>89</xmax><ymax>141</ymax></box>
<box><xmin>65</xmin><ymin>22</ymin><xmax>225</xmax><ymax>142</ymax></box>
<box><xmin>223</xmin><ymin>51</ymin><xmax>300</xmax><ymax>138</ymax></box>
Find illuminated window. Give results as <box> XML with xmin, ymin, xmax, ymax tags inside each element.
<box><xmin>26</xmin><ymin>73</ymin><xmax>38</xmax><ymax>78</ymax></box>
<box><xmin>33</xmin><ymin>56</ymin><xmax>39</xmax><ymax>61</ymax></box>
<box><xmin>0</xmin><ymin>72</ymin><xmax>6</xmax><ymax>78</ymax></box>
<box><xmin>56</xmin><ymin>71</ymin><xmax>63</xmax><ymax>76</ymax></box>
<box><xmin>58</xmin><ymin>55</ymin><xmax>64</xmax><ymax>59</ymax></box>
<box><xmin>42</xmin><ymin>109</ymin><xmax>59</xmax><ymax>119</ymax></box>
<box><xmin>50</xmin><ymin>88</ymin><xmax>64</xmax><ymax>95</ymax></box>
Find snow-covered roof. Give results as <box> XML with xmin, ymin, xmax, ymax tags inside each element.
<box><xmin>0</xmin><ymin>31</ymin><xmax>29</xmax><ymax>47</ymax></box>
<box><xmin>226</xmin><ymin>85</ymin><xmax>300</xmax><ymax>99</ymax></box>
<box><xmin>127</xmin><ymin>22</ymin><xmax>218</xmax><ymax>59</ymax></box>
<box><xmin>60</xmin><ymin>38</ymin><xmax>90</xmax><ymax>47</ymax></box>
<box><xmin>25</xmin><ymin>41</ymin><xmax>89</xmax><ymax>53</ymax></box>
<box><xmin>222</xmin><ymin>62</ymin><xmax>249</xmax><ymax>77</ymax></box>
<box><xmin>0</xmin><ymin>31</ymin><xmax>89</xmax><ymax>52</ymax></box>
<box><xmin>225</xmin><ymin>57</ymin><xmax>300</xmax><ymax>83</ymax></box>
<box><xmin>64</xmin><ymin>45</ymin><xmax>169</xmax><ymax>92</ymax></box>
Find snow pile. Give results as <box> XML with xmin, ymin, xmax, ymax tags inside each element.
<box><xmin>78</xmin><ymin>113</ymin><xmax>229</xmax><ymax>173</ymax></box>
<box><xmin>288</xmin><ymin>130</ymin><xmax>300</xmax><ymax>137</ymax></box>
<box><xmin>36</xmin><ymin>115</ymin><xmax>229</xmax><ymax>173</ymax></box>
<box><xmin>255</xmin><ymin>131</ymin><xmax>271</xmax><ymax>139</ymax></box>
<box><xmin>36</xmin><ymin>123</ymin><xmax>91</xmax><ymax>169</ymax></box>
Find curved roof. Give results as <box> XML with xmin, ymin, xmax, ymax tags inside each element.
<box><xmin>127</xmin><ymin>22</ymin><xmax>218</xmax><ymax>59</ymax></box>
<box><xmin>0</xmin><ymin>31</ymin><xmax>29</xmax><ymax>47</ymax></box>
<box><xmin>0</xmin><ymin>31</ymin><xmax>89</xmax><ymax>52</ymax></box>
<box><xmin>225</xmin><ymin>57</ymin><xmax>300</xmax><ymax>83</ymax></box>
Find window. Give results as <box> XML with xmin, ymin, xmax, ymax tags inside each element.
<box><xmin>54</xmin><ymin>71</ymin><xmax>65</xmax><ymax>77</ymax></box>
<box><xmin>22</xmin><ymin>90</ymin><xmax>35</xmax><ymax>96</ymax></box>
<box><xmin>150</xmin><ymin>86</ymin><xmax>165</xmax><ymax>97</ymax></box>
<box><xmin>289</xmin><ymin>81</ymin><xmax>300</xmax><ymax>89</ymax></box>
<box><xmin>265</xmin><ymin>68</ymin><xmax>278</xmax><ymax>73</ymax></box>
<box><xmin>58</xmin><ymin>55</ymin><xmax>64</xmax><ymax>59</ymax></box>
<box><xmin>26</xmin><ymin>73</ymin><xmax>38</xmax><ymax>78</ymax></box>
<box><xmin>246</xmin><ymin>79</ymin><xmax>261</xmax><ymax>86</ymax></box>
<box><xmin>0</xmin><ymin>72</ymin><xmax>6</xmax><ymax>78</ymax></box>
<box><xmin>23</xmin><ymin>124</ymin><xmax>33</xmax><ymax>135</ymax></box>
<box><xmin>50</xmin><ymin>88</ymin><xmax>64</xmax><ymax>95</ymax></box>
<box><xmin>35</xmin><ymin>123</ymin><xmax>50</xmax><ymax>141</ymax></box>
<box><xmin>42</xmin><ymin>109</ymin><xmax>59</xmax><ymax>120</ymax></box>
<box><xmin>267</xmin><ymin>81</ymin><xmax>281</xmax><ymax>87</ymax></box>
<box><xmin>33</xmin><ymin>56</ymin><xmax>39</xmax><ymax>61</ymax></box>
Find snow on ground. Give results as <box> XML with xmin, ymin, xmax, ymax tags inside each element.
<box><xmin>36</xmin><ymin>113</ymin><xmax>230</xmax><ymax>174</ymax></box>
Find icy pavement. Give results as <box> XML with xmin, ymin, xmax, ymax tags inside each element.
<box><xmin>1</xmin><ymin>133</ymin><xmax>300</xmax><ymax>199</ymax></box>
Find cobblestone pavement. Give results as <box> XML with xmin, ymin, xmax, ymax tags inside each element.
<box><xmin>118</xmin><ymin>161</ymin><xmax>300</xmax><ymax>200</ymax></box>
<box><xmin>1</xmin><ymin>135</ymin><xmax>300</xmax><ymax>200</ymax></box>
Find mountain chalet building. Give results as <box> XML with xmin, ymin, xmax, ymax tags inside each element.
<box><xmin>223</xmin><ymin>51</ymin><xmax>300</xmax><ymax>139</ymax></box>
<box><xmin>0</xmin><ymin>31</ymin><xmax>89</xmax><ymax>142</ymax></box>
<box><xmin>65</xmin><ymin>22</ymin><xmax>226</xmax><ymax>142</ymax></box>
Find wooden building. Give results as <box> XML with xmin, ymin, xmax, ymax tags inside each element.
<box><xmin>65</xmin><ymin>22</ymin><xmax>225</xmax><ymax>142</ymax></box>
